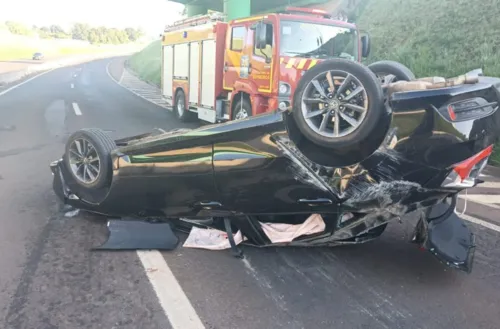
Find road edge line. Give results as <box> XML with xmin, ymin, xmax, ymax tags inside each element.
<box><xmin>105</xmin><ymin>59</ymin><xmax>171</xmax><ymax>110</ymax></box>
<box><xmin>0</xmin><ymin>68</ymin><xmax>55</xmax><ymax>97</ymax></box>
<box><xmin>136</xmin><ymin>250</ymin><xmax>205</xmax><ymax>329</ymax></box>
<box><xmin>461</xmin><ymin>213</ymin><xmax>500</xmax><ymax>233</ymax></box>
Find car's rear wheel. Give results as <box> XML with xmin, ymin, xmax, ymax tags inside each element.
<box><xmin>292</xmin><ymin>59</ymin><xmax>386</xmax><ymax>148</ymax></box>
<box><xmin>368</xmin><ymin>60</ymin><xmax>415</xmax><ymax>84</ymax></box>
<box><xmin>64</xmin><ymin>128</ymin><xmax>116</xmax><ymax>189</ymax></box>
<box><xmin>175</xmin><ymin>89</ymin><xmax>195</xmax><ymax>122</ymax></box>
<box><xmin>287</xmin><ymin>59</ymin><xmax>390</xmax><ymax>167</ymax></box>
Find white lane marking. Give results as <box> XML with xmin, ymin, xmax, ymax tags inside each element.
<box><xmin>137</xmin><ymin>250</ymin><xmax>205</xmax><ymax>329</ymax></box>
<box><xmin>0</xmin><ymin>68</ymin><xmax>55</xmax><ymax>97</ymax></box>
<box><xmin>71</xmin><ymin>83</ymin><xmax>74</xmax><ymax>89</ymax></box>
<box><xmin>72</xmin><ymin>102</ymin><xmax>82</xmax><ymax>116</ymax></box>
<box><xmin>459</xmin><ymin>194</ymin><xmax>500</xmax><ymax>209</ymax></box>
<box><xmin>480</xmin><ymin>174</ymin><xmax>492</xmax><ymax>178</ymax></box>
<box><xmin>462</xmin><ymin>214</ymin><xmax>500</xmax><ymax>233</ymax></box>
<box><xmin>475</xmin><ymin>181</ymin><xmax>500</xmax><ymax>189</ymax></box>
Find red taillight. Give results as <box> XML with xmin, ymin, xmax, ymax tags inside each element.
<box><xmin>447</xmin><ymin>105</ymin><xmax>457</xmax><ymax>121</ymax></box>
<box><xmin>443</xmin><ymin>145</ymin><xmax>493</xmax><ymax>188</ymax></box>
<box><xmin>453</xmin><ymin>145</ymin><xmax>493</xmax><ymax>180</ymax></box>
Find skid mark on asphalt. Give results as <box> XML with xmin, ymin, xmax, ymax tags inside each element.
<box><xmin>294</xmin><ymin>251</ymin><xmax>410</xmax><ymax>328</ymax></box>
<box><xmin>4</xmin><ymin>211</ymin><xmax>171</xmax><ymax>329</ymax></box>
<box><xmin>3</xmin><ymin>210</ymin><xmax>57</xmax><ymax>329</ymax></box>
<box><xmin>241</xmin><ymin>257</ymin><xmax>295</xmax><ymax>318</ymax></box>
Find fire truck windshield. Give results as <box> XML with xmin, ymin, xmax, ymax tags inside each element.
<box><xmin>279</xmin><ymin>20</ymin><xmax>358</xmax><ymax>61</ymax></box>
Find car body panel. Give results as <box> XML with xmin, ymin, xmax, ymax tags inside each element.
<box><xmin>50</xmin><ymin>74</ymin><xmax>500</xmax><ymax>272</ymax></box>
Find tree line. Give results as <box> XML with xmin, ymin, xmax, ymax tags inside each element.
<box><xmin>4</xmin><ymin>21</ymin><xmax>144</xmax><ymax>44</ymax></box>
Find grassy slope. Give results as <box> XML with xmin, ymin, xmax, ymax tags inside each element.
<box><xmin>356</xmin><ymin>0</ymin><xmax>500</xmax><ymax>165</ymax></box>
<box><xmin>127</xmin><ymin>40</ymin><xmax>162</xmax><ymax>86</ymax></box>
<box><xmin>0</xmin><ymin>45</ymin><xmax>114</xmax><ymax>61</ymax></box>
<box><xmin>357</xmin><ymin>0</ymin><xmax>500</xmax><ymax>77</ymax></box>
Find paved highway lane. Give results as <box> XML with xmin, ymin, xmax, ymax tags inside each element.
<box><xmin>0</xmin><ymin>59</ymin><xmax>188</xmax><ymax>329</ymax></box>
<box><xmin>1</xmin><ymin>57</ymin><xmax>500</xmax><ymax>329</ymax></box>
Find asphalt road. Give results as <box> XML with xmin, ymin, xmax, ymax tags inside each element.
<box><xmin>1</xmin><ymin>57</ymin><xmax>500</xmax><ymax>329</ymax></box>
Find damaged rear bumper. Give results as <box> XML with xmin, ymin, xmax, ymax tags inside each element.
<box><xmin>415</xmin><ymin>200</ymin><xmax>476</xmax><ymax>273</ymax></box>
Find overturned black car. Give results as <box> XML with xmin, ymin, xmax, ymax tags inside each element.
<box><xmin>50</xmin><ymin>59</ymin><xmax>500</xmax><ymax>273</ymax></box>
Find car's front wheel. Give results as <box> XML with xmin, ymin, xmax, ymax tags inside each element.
<box><xmin>232</xmin><ymin>98</ymin><xmax>252</xmax><ymax>120</ymax></box>
<box><xmin>63</xmin><ymin>128</ymin><xmax>116</xmax><ymax>189</ymax></box>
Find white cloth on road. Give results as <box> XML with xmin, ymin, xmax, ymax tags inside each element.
<box><xmin>183</xmin><ymin>214</ymin><xmax>325</xmax><ymax>249</ymax></box>
<box><xmin>183</xmin><ymin>227</ymin><xmax>246</xmax><ymax>250</ymax></box>
<box><xmin>260</xmin><ymin>213</ymin><xmax>325</xmax><ymax>243</ymax></box>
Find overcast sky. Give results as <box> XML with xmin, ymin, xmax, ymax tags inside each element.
<box><xmin>0</xmin><ymin>0</ymin><xmax>186</xmax><ymax>36</ymax></box>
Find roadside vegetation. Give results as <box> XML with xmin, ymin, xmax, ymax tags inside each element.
<box><xmin>124</xmin><ymin>0</ymin><xmax>500</xmax><ymax>165</ymax></box>
<box><xmin>0</xmin><ymin>20</ymin><xmax>146</xmax><ymax>61</ymax></box>
<box><xmin>352</xmin><ymin>0</ymin><xmax>500</xmax><ymax>165</ymax></box>
<box><xmin>3</xmin><ymin>21</ymin><xmax>144</xmax><ymax>44</ymax></box>
<box><xmin>127</xmin><ymin>40</ymin><xmax>162</xmax><ymax>86</ymax></box>
<box><xmin>0</xmin><ymin>44</ymin><xmax>117</xmax><ymax>61</ymax></box>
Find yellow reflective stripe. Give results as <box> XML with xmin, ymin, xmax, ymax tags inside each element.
<box><xmin>280</xmin><ymin>57</ymin><xmax>284</xmax><ymax>64</ymax></box>
<box><xmin>286</xmin><ymin>58</ymin><xmax>296</xmax><ymax>69</ymax></box>
<box><xmin>308</xmin><ymin>60</ymin><xmax>318</xmax><ymax>69</ymax></box>
<box><xmin>297</xmin><ymin>59</ymin><xmax>308</xmax><ymax>69</ymax></box>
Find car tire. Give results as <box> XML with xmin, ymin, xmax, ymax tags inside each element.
<box><xmin>174</xmin><ymin>89</ymin><xmax>195</xmax><ymax>122</ymax></box>
<box><xmin>63</xmin><ymin>128</ymin><xmax>116</xmax><ymax>189</ymax></box>
<box><xmin>232</xmin><ymin>98</ymin><xmax>252</xmax><ymax>120</ymax></box>
<box><xmin>292</xmin><ymin>58</ymin><xmax>386</xmax><ymax>151</ymax></box>
<box><xmin>368</xmin><ymin>60</ymin><xmax>415</xmax><ymax>83</ymax></box>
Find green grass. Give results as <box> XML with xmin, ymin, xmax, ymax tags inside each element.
<box><xmin>356</xmin><ymin>0</ymin><xmax>500</xmax><ymax>165</ymax></box>
<box><xmin>0</xmin><ymin>43</ymin><xmax>120</xmax><ymax>61</ymax></box>
<box><xmin>127</xmin><ymin>40</ymin><xmax>161</xmax><ymax>86</ymax></box>
<box><xmin>357</xmin><ymin>0</ymin><xmax>500</xmax><ymax>77</ymax></box>
<box><xmin>0</xmin><ymin>47</ymin><xmax>38</xmax><ymax>61</ymax></box>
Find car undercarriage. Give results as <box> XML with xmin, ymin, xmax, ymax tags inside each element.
<box><xmin>50</xmin><ymin>59</ymin><xmax>500</xmax><ymax>273</ymax></box>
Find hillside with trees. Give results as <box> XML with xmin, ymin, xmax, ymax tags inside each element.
<box><xmin>4</xmin><ymin>20</ymin><xmax>144</xmax><ymax>44</ymax></box>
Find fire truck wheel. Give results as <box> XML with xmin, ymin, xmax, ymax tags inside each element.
<box><xmin>232</xmin><ymin>98</ymin><xmax>252</xmax><ymax>120</ymax></box>
<box><xmin>291</xmin><ymin>59</ymin><xmax>387</xmax><ymax>152</ymax></box>
<box><xmin>174</xmin><ymin>89</ymin><xmax>195</xmax><ymax>122</ymax></box>
<box><xmin>368</xmin><ymin>60</ymin><xmax>415</xmax><ymax>84</ymax></box>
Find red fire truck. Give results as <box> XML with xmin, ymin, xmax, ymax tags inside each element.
<box><xmin>161</xmin><ymin>7</ymin><xmax>371</xmax><ymax>123</ymax></box>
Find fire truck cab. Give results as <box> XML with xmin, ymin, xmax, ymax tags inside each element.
<box><xmin>161</xmin><ymin>7</ymin><xmax>371</xmax><ymax>123</ymax></box>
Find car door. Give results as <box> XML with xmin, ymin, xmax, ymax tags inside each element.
<box><xmin>223</xmin><ymin>24</ymin><xmax>248</xmax><ymax>90</ymax></box>
<box><xmin>115</xmin><ymin>136</ymin><xmax>222</xmax><ymax>218</ymax></box>
<box><xmin>250</xmin><ymin>20</ymin><xmax>275</xmax><ymax>94</ymax></box>
<box><xmin>212</xmin><ymin>120</ymin><xmax>339</xmax><ymax>216</ymax></box>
